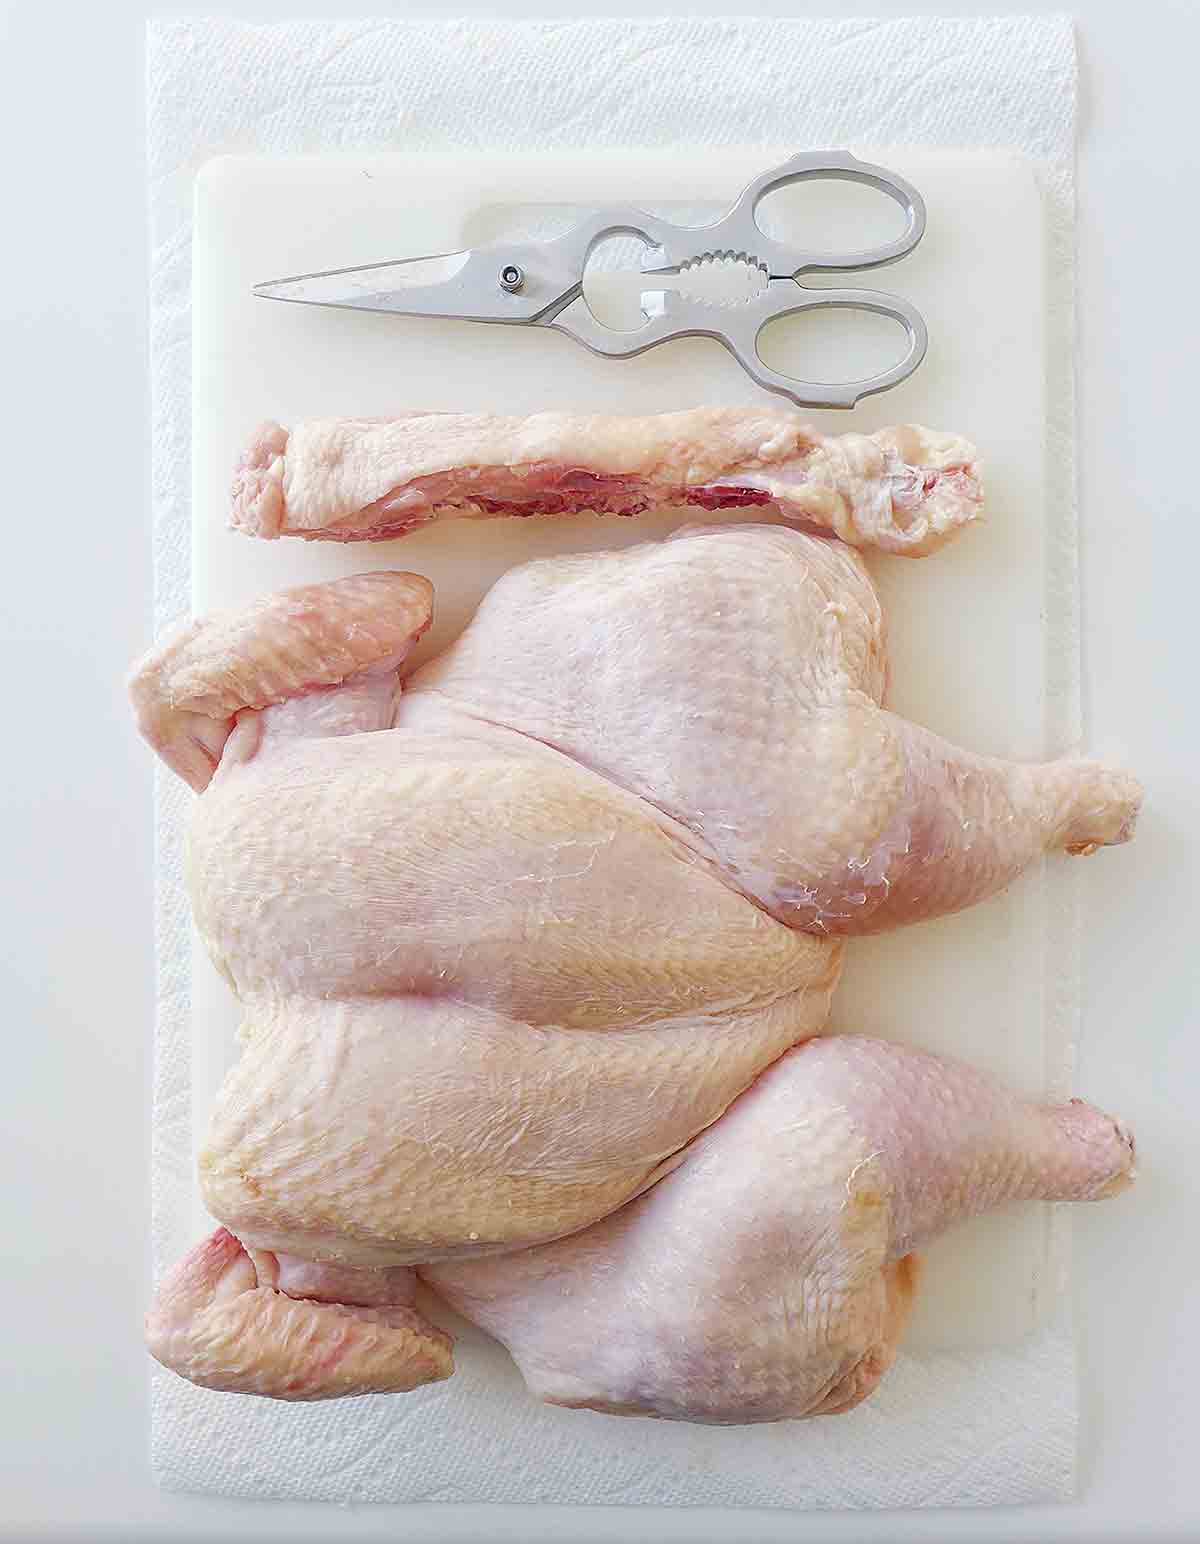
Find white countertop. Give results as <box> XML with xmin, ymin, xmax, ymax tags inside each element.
<box><xmin>1</xmin><ymin>0</ymin><xmax>1194</xmax><ymax>1539</ymax></box>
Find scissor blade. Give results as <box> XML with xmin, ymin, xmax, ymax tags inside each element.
<box><xmin>254</xmin><ymin>251</ymin><xmax>480</xmax><ymax>314</ymax></box>
<box><xmin>254</xmin><ymin>244</ymin><xmax>576</xmax><ymax>325</ymax></box>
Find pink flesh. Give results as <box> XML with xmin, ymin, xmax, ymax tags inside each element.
<box><xmin>302</xmin><ymin>467</ymin><xmax>775</xmax><ymax>543</ymax></box>
<box><xmin>305</xmin><ymin>469</ymin><xmax>973</xmax><ymax>545</ymax></box>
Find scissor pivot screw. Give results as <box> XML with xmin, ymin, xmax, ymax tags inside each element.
<box><xmin>499</xmin><ymin>264</ymin><xmax>526</xmax><ymax>293</ymax></box>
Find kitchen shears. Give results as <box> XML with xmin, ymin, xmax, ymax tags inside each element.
<box><xmin>254</xmin><ymin>150</ymin><xmax>928</xmax><ymax>411</ymax></box>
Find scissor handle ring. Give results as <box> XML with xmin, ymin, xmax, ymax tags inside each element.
<box><xmin>724</xmin><ymin>286</ymin><xmax>928</xmax><ymax>410</ymax></box>
<box><xmin>726</xmin><ymin>150</ymin><xmax>927</xmax><ymax>275</ymax></box>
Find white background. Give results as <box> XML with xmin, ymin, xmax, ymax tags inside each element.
<box><xmin>0</xmin><ymin>1</ymin><xmax>1194</xmax><ymax>1540</ymax></box>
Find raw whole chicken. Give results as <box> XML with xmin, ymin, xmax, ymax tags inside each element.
<box><xmin>132</xmin><ymin>426</ymin><xmax>1141</xmax><ymax>1421</ymax></box>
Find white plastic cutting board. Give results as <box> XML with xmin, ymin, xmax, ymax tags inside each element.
<box><xmin>191</xmin><ymin>149</ymin><xmax>1052</xmax><ymax>1356</ymax></box>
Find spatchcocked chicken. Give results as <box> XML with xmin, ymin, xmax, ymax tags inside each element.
<box><xmin>131</xmin><ymin>415</ymin><xmax>1140</xmax><ymax>1421</ymax></box>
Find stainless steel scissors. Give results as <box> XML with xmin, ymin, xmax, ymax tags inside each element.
<box><xmin>254</xmin><ymin>150</ymin><xmax>928</xmax><ymax>411</ymax></box>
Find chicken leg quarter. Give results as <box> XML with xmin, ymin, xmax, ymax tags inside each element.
<box><xmin>426</xmin><ymin>1035</ymin><xmax>1134</xmax><ymax>1423</ymax></box>
<box><xmin>131</xmin><ymin>522</ymin><xmax>1140</xmax><ymax>1409</ymax></box>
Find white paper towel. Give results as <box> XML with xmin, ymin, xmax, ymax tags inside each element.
<box><xmin>146</xmin><ymin>15</ymin><xmax>1080</xmax><ymax>1508</ymax></box>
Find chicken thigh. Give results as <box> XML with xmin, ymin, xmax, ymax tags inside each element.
<box><xmin>131</xmin><ymin>522</ymin><xmax>1140</xmax><ymax>1408</ymax></box>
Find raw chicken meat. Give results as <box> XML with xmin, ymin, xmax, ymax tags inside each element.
<box><xmin>147</xmin><ymin>1228</ymin><xmax>452</xmax><ymax>1400</ymax></box>
<box><xmin>428</xmin><ymin>1036</ymin><xmax>1134</xmax><ymax>1423</ymax></box>
<box><xmin>231</xmin><ymin>410</ymin><xmax>982</xmax><ymax>556</ymax></box>
<box><xmin>131</xmin><ymin>522</ymin><xmax>1140</xmax><ymax>1412</ymax></box>
<box><xmin>147</xmin><ymin>1036</ymin><xmax>1133</xmax><ymax>1413</ymax></box>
